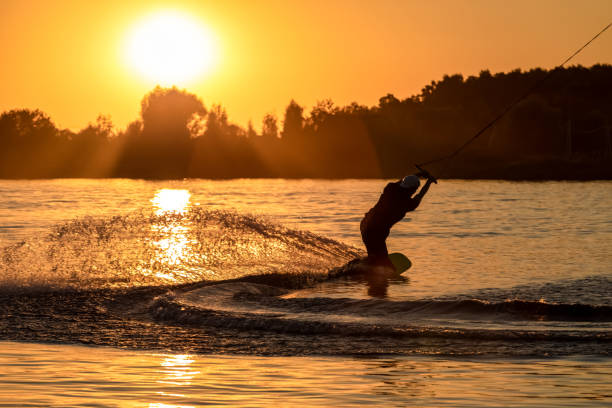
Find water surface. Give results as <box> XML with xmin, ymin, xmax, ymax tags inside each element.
<box><xmin>0</xmin><ymin>179</ymin><xmax>610</xmax><ymax>405</ymax></box>
<box><xmin>1</xmin><ymin>342</ymin><xmax>610</xmax><ymax>407</ymax></box>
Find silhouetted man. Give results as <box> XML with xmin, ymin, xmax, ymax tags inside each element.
<box><xmin>360</xmin><ymin>173</ymin><xmax>434</xmax><ymax>268</ymax></box>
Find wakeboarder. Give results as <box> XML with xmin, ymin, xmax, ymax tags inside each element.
<box><xmin>360</xmin><ymin>171</ymin><xmax>435</xmax><ymax>269</ymax></box>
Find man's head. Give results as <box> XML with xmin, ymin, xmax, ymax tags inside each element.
<box><xmin>400</xmin><ymin>175</ymin><xmax>420</xmax><ymax>194</ymax></box>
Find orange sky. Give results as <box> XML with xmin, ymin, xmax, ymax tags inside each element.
<box><xmin>1</xmin><ymin>0</ymin><xmax>611</xmax><ymax>132</ymax></box>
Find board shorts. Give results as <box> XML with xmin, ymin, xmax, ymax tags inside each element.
<box><xmin>360</xmin><ymin>215</ymin><xmax>391</xmax><ymax>259</ymax></box>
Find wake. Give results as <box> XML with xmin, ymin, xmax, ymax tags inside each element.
<box><xmin>0</xmin><ymin>208</ymin><xmax>360</xmax><ymax>293</ymax></box>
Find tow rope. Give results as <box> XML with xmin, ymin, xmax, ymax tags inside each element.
<box><xmin>416</xmin><ymin>22</ymin><xmax>612</xmax><ymax>177</ymax></box>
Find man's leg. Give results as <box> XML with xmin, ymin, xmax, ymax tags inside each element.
<box><xmin>360</xmin><ymin>218</ymin><xmax>390</xmax><ymax>263</ymax></box>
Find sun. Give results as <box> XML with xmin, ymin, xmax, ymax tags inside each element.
<box><xmin>124</xmin><ymin>11</ymin><xmax>216</xmax><ymax>85</ymax></box>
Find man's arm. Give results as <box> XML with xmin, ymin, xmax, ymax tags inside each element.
<box><xmin>406</xmin><ymin>178</ymin><xmax>433</xmax><ymax>211</ymax></box>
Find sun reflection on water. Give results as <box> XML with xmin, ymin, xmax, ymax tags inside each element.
<box><xmin>150</xmin><ymin>354</ymin><xmax>200</xmax><ymax>407</ymax></box>
<box><xmin>158</xmin><ymin>354</ymin><xmax>199</xmax><ymax>386</ymax></box>
<box><xmin>148</xmin><ymin>189</ymin><xmax>199</xmax><ymax>282</ymax></box>
<box><xmin>152</xmin><ymin>189</ymin><xmax>192</xmax><ymax>215</ymax></box>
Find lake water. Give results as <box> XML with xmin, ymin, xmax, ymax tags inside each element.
<box><xmin>0</xmin><ymin>179</ymin><xmax>610</xmax><ymax>406</ymax></box>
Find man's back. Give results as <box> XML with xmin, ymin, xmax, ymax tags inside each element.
<box><xmin>363</xmin><ymin>181</ymin><xmax>416</xmax><ymax>232</ymax></box>
<box><xmin>360</xmin><ymin>175</ymin><xmax>433</xmax><ymax>261</ymax></box>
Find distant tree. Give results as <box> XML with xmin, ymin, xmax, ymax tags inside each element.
<box><xmin>116</xmin><ymin>86</ymin><xmax>206</xmax><ymax>178</ymax></box>
<box><xmin>262</xmin><ymin>113</ymin><xmax>278</xmax><ymax>139</ymax></box>
<box><xmin>66</xmin><ymin>115</ymin><xmax>117</xmax><ymax>177</ymax></box>
<box><xmin>188</xmin><ymin>104</ymin><xmax>254</xmax><ymax>177</ymax></box>
<box><xmin>306</xmin><ymin>99</ymin><xmax>337</xmax><ymax>131</ymax></box>
<box><xmin>0</xmin><ymin>109</ymin><xmax>58</xmax><ymax>146</ymax></box>
<box><xmin>343</xmin><ymin>102</ymin><xmax>369</xmax><ymax>115</ymax></box>
<box><xmin>0</xmin><ymin>109</ymin><xmax>64</xmax><ymax>177</ymax></box>
<box><xmin>74</xmin><ymin>115</ymin><xmax>115</xmax><ymax>144</ymax></box>
<box><xmin>122</xmin><ymin>120</ymin><xmax>143</xmax><ymax>139</ymax></box>
<box><xmin>187</xmin><ymin>112</ymin><xmax>207</xmax><ymax>138</ymax></box>
<box><xmin>378</xmin><ymin>93</ymin><xmax>400</xmax><ymax>109</ymax></box>
<box><xmin>247</xmin><ymin>120</ymin><xmax>258</xmax><ymax>138</ymax></box>
<box><xmin>140</xmin><ymin>86</ymin><xmax>206</xmax><ymax>142</ymax></box>
<box><xmin>281</xmin><ymin>100</ymin><xmax>304</xmax><ymax>140</ymax></box>
<box><xmin>421</xmin><ymin>74</ymin><xmax>465</xmax><ymax>107</ymax></box>
<box><xmin>204</xmin><ymin>104</ymin><xmax>229</xmax><ymax>139</ymax></box>
<box><xmin>491</xmin><ymin>96</ymin><xmax>563</xmax><ymax>157</ymax></box>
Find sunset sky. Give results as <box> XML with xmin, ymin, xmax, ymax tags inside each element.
<box><xmin>1</xmin><ymin>0</ymin><xmax>611</xmax><ymax>132</ymax></box>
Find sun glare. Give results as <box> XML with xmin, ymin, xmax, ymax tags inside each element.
<box><xmin>152</xmin><ymin>189</ymin><xmax>191</xmax><ymax>215</ymax></box>
<box><xmin>125</xmin><ymin>11</ymin><xmax>216</xmax><ymax>85</ymax></box>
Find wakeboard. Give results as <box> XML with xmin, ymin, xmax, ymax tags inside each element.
<box><xmin>328</xmin><ymin>252</ymin><xmax>412</xmax><ymax>278</ymax></box>
<box><xmin>388</xmin><ymin>252</ymin><xmax>412</xmax><ymax>275</ymax></box>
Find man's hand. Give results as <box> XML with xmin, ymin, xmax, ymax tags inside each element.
<box><xmin>415</xmin><ymin>165</ymin><xmax>438</xmax><ymax>184</ymax></box>
<box><xmin>406</xmin><ymin>178</ymin><xmax>434</xmax><ymax>211</ymax></box>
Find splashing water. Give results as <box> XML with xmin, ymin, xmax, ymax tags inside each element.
<box><xmin>0</xmin><ymin>208</ymin><xmax>360</xmax><ymax>292</ymax></box>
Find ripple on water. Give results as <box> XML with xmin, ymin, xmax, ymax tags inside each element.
<box><xmin>0</xmin><ymin>342</ymin><xmax>610</xmax><ymax>407</ymax></box>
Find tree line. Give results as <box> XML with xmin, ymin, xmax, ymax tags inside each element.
<box><xmin>1</xmin><ymin>64</ymin><xmax>611</xmax><ymax>179</ymax></box>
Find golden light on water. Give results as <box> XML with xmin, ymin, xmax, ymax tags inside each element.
<box><xmin>149</xmin><ymin>189</ymin><xmax>197</xmax><ymax>283</ymax></box>
<box><xmin>152</xmin><ymin>189</ymin><xmax>192</xmax><ymax>215</ymax></box>
<box><xmin>158</xmin><ymin>355</ymin><xmax>199</xmax><ymax>386</ymax></box>
<box><xmin>124</xmin><ymin>11</ymin><xmax>217</xmax><ymax>86</ymax></box>
<box><xmin>150</xmin><ymin>224</ymin><xmax>193</xmax><ymax>282</ymax></box>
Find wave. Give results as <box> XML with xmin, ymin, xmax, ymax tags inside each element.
<box><xmin>154</xmin><ymin>280</ymin><xmax>612</xmax><ymax>323</ymax></box>
<box><xmin>150</xmin><ymin>283</ymin><xmax>612</xmax><ymax>344</ymax></box>
<box><xmin>458</xmin><ymin>276</ymin><xmax>612</xmax><ymax>306</ymax></box>
<box><xmin>1</xmin><ymin>267</ymin><xmax>610</xmax><ymax>356</ymax></box>
<box><xmin>248</xmin><ymin>294</ymin><xmax>612</xmax><ymax>322</ymax></box>
<box><xmin>2</xmin><ymin>285</ymin><xmax>609</xmax><ymax>357</ymax></box>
